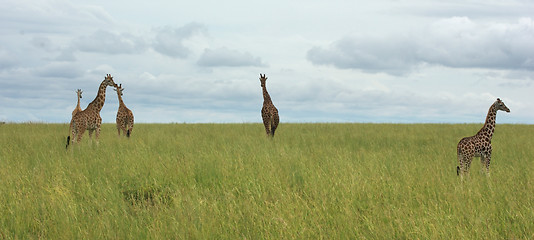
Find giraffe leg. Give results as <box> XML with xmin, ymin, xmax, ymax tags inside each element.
<box><xmin>95</xmin><ymin>117</ymin><xmax>102</xmax><ymax>144</ymax></box>
<box><xmin>120</xmin><ymin>120</ymin><xmax>127</xmax><ymax>137</ymax></box>
<box><xmin>123</xmin><ymin>122</ymin><xmax>128</xmax><ymax>137</ymax></box>
<box><xmin>458</xmin><ymin>148</ymin><xmax>474</xmax><ymax>177</ymax></box>
<box><xmin>119</xmin><ymin>121</ymin><xmax>124</xmax><ymax>136</ymax></box>
<box><xmin>127</xmin><ymin>117</ymin><xmax>133</xmax><ymax>138</ymax></box>
<box><xmin>484</xmin><ymin>151</ymin><xmax>492</xmax><ymax>175</ymax></box>
<box><xmin>263</xmin><ymin>122</ymin><xmax>271</xmax><ymax>136</ymax></box>
<box><xmin>457</xmin><ymin>144</ymin><xmax>468</xmax><ymax>177</ymax></box>
<box><xmin>76</xmin><ymin>127</ymin><xmax>85</xmax><ymax>143</ymax></box>
<box><xmin>271</xmin><ymin>113</ymin><xmax>279</xmax><ymax>137</ymax></box>
<box><xmin>95</xmin><ymin>127</ymin><xmax>101</xmax><ymax>144</ymax></box>
<box><xmin>70</xmin><ymin>121</ymin><xmax>77</xmax><ymax>145</ymax></box>
<box><xmin>262</xmin><ymin>114</ymin><xmax>271</xmax><ymax>136</ymax></box>
<box><xmin>465</xmin><ymin>155</ymin><xmax>473</xmax><ymax>175</ymax></box>
<box><xmin>457</xmin><ymin>152</ymin><xmax>463</xmax><ymax>176</ymax></box>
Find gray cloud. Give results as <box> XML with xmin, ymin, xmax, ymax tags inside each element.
<box><xmin>33</xmin><ymin>62</ymin><xmax>84</xmax><ymax>78</ymax></box>
<box><xmin>197</xmin><ymin>47</ymin><xmax>266</xmax><ymax>67</ymax></box>
<box><xmin>0</xmin><ymin>0</ymin><xmax>114</xmax><ymax>35</ymax></box>
<box><xmin>55</xmin><ymin>49</ymin><xmax>76</xmax><ymax>61</ymax></box>
<box><xmin>31</xmin><ymin>36</ymin><xmax>57</xmax><ymax>52</ymax></box>
<box><xmin>307</xmin><ymin>35</ymin><xmax>417</xmax><ymax>76</ymax></box>
<box><xmin>418</xmin><ymin>17</ymin><xmax>534</xmax><ymax>69</ymax></box>
<box><xmin>307</xmin><ymin>17</ymin><xmax>534</xmax><ymax>75</ymax></box>
<box><xmin>402</xmin><ymin>1</ymin><xmax>533</xmax><ymax>19</ymax></box>
<box><xmin>0</xmin><ymin>48</ymin><xmax>17</xmax><ymax>70</ymax></box>
<box><xmin>73</xmin><ymin>29</ymin><xmax>148</xmax><ymax>54</ymax></box>
<box><xmin>2</xmin><ymin>1</ymin><xmax>533</xmax><ymax>124</ymax></box>
<box><xmin>152</xmin><ymin>23</ymin><xmax>206</xmax><ymax>58</ymax></box>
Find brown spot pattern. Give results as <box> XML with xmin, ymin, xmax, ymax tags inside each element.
<box><xmin>457</xmin><ymin>99</ymin><xmax>510</xmax><ymax>176</ymax></box>
<box><xmin>260</xmin><ymin>74</ymin><xmax>279</xmax><ymax>137</ymax></box>
<box><xmin>68</xmin><ymin>74</ymin><xmax>116</xmax><ymax>145</ymax></box>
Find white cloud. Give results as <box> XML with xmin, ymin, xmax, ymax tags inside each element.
<box><xmin>307</xmin><ymin>35</ymin><xmax>417</xmax><ymax>76</ymax></box>
<box><xmin>307</xmin><ymin>17</ymin><xmax>534</xmax><ymax>75</ymax></box>
<box><xmin>402</xmin><ymin>0</ymin><xmax>533</xmax><ymax>19</ymax></box>
<box><xmin>1</xmin><ymin>1</ymin><xmax>533</xmax><ymax>124</ymax></box>
<box><xmin>55</xmin><ymin>50</ymin><xmax>77</xmax><ymax>62</ymax></box>
<box><xmin>30</xmin><ymin>36</ymin><xmax>57</xmax><ymax>52</ymax></box>
<box><xmin>74</xmin><ymin>29</ymin><xmax>148</xmax><ymax>54</ymax></box>
<box><xmin>418</xmin><ymin>17</ymin><xmax>534</xmax><ymax>69</ymax></box>
<box><xmin>0</xmin><ymin>0</ymin><xmax>114</xmax><ymax>34</ymax></box>
<box><xmin>87</xmin><ymin>65</ymin><xmax>116</xmax><ymax>76</ymax></box>
<box><xmin>34</xmin><ymin>62</ymin><xmax>84</xmax><ymax>78</ymax></box>
<box><xmin>0</xmin><ymin>48</ymin><xmax>17</xmax><ymax>70</ymax></box>
<box><xmin>197</xmin><ymin>47</ymin><xmax>266</xmax><ymax>67</ymax></box>
<box><xmin>152</xmin><ymin>23</ymin><xmax>206</xmax><ymax>58</ymax></box>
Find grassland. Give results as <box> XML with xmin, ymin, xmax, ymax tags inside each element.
<box><xmin>1</xmin><ymin>123</ymin><xmax>533</xmax><ymax>239</ymax></box>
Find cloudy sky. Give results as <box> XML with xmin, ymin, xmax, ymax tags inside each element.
<box><xmin>1</xmin><ymin>0</ymin><xmax>533</xmax><ymax>123</ymax></box>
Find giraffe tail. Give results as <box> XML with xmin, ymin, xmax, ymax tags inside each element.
<box><xmin>126</xmin><ymin>129</ymin><xmax>131</xmax><ymax>138</ymax></box>
<box><xmin>66</xmin><ymin>119</ymin><xmax>74</xmax><ymax>149</ymax></box>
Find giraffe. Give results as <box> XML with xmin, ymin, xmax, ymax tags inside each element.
<box><xmin>259</xmin><ymin>73</ymin><xmax>279</xmax><ymax>137</ymax></box>
<box><xmin>66</xmin><ymin>74</ymin><xmax>117</xmax><ymax>149</ymax></box>
<box><xmin>71</xmin><ymin>89</ymin><xmax>83</xmax><ymax>117</ymax></box>
<box><xmin>113</xmin><ymin>83</ymin><xmax>134</xmax><ymax>137</ymax></box>
<box><xmin>457</xmin><ymin>98</ymin><xmax>510</xmax><ymax>176</ymax></box>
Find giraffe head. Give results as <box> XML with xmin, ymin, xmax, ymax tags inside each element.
<box><xmin>104</xmin><ymin>74</ymin><xmax>117</xmax><ymax>87</ymax></box>
<box><xmin>259</xmin><ymin>73</ymin><xmax>267</xmax><ymax>88</ymax></box>
<box><xmin>76</xmin><ymin>89</ymin><xmax>82</xmax><ymax>99</ymax></box>
<box><xmin>494</xmin><ymin>98</ymin><xmax>510</xmax><ymax>113</ymax></box>
<box><xmin>113</xmin><ymin>83</ymin><xmax>124</xmax><ymax>96</ymax></box>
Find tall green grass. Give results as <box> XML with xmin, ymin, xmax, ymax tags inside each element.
<box><xmin>1</xmin><ymin>123</ymin><xmax>533</xmax><ymax>239</ymax></box>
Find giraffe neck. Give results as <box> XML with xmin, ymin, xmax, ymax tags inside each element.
<box><xmin>262</xmin><ymin>85</ymin><xmax>272</xmax><ymax>104</ymax></box>
<box><xmin>86</xmin><ymin>81</ymin><xmax>108</xmax><ymax>113</ymax></box>
<box><xmin>117</xmin><ymin>92</ymin><xmax>125</xmax><ymax>108</ymax></box>
<box><xmin>477</xmin><ymin>103</ymin><xmax>497</xmax><ymax>139</ymax></box>
<box><xmin>76</xmin><ymin>95</ymin><xmax>81</xmax><ymax>108</ymax></box>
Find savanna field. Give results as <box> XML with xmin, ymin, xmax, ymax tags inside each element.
<box><xmin>1</xmin><ymin>123</ymin><xmax>533</xmax><ymax>239</ymax></box>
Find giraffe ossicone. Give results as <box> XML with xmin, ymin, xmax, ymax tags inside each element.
<box><xmin>457</xmin><ymin>98</ymin><xmax>510</xmax><ymax>176</ymax></box>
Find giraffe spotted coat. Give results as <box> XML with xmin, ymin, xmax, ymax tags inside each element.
<box><xmin>114</xmin><ymin>84</ymin><xmax>134</xmax><ymax>137</ymax></box>
<box><xmin>457</xmin><ymin>98</ymin><xmax>510</xmax><ymax>176</ymax></box>
<box><xmin>67</xmin><ymin>74</ymin><xmax>116</xmax><ymax>148</ymax></box>
<box><xmin>260</xmin><ymin>73</ymin><xmax>279</xmax><ymax>137</ymax></box>
<box><xmin>72</xmin><ymin>89</ymin><xmax>83</xmax><ymax>117</ymax></box>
